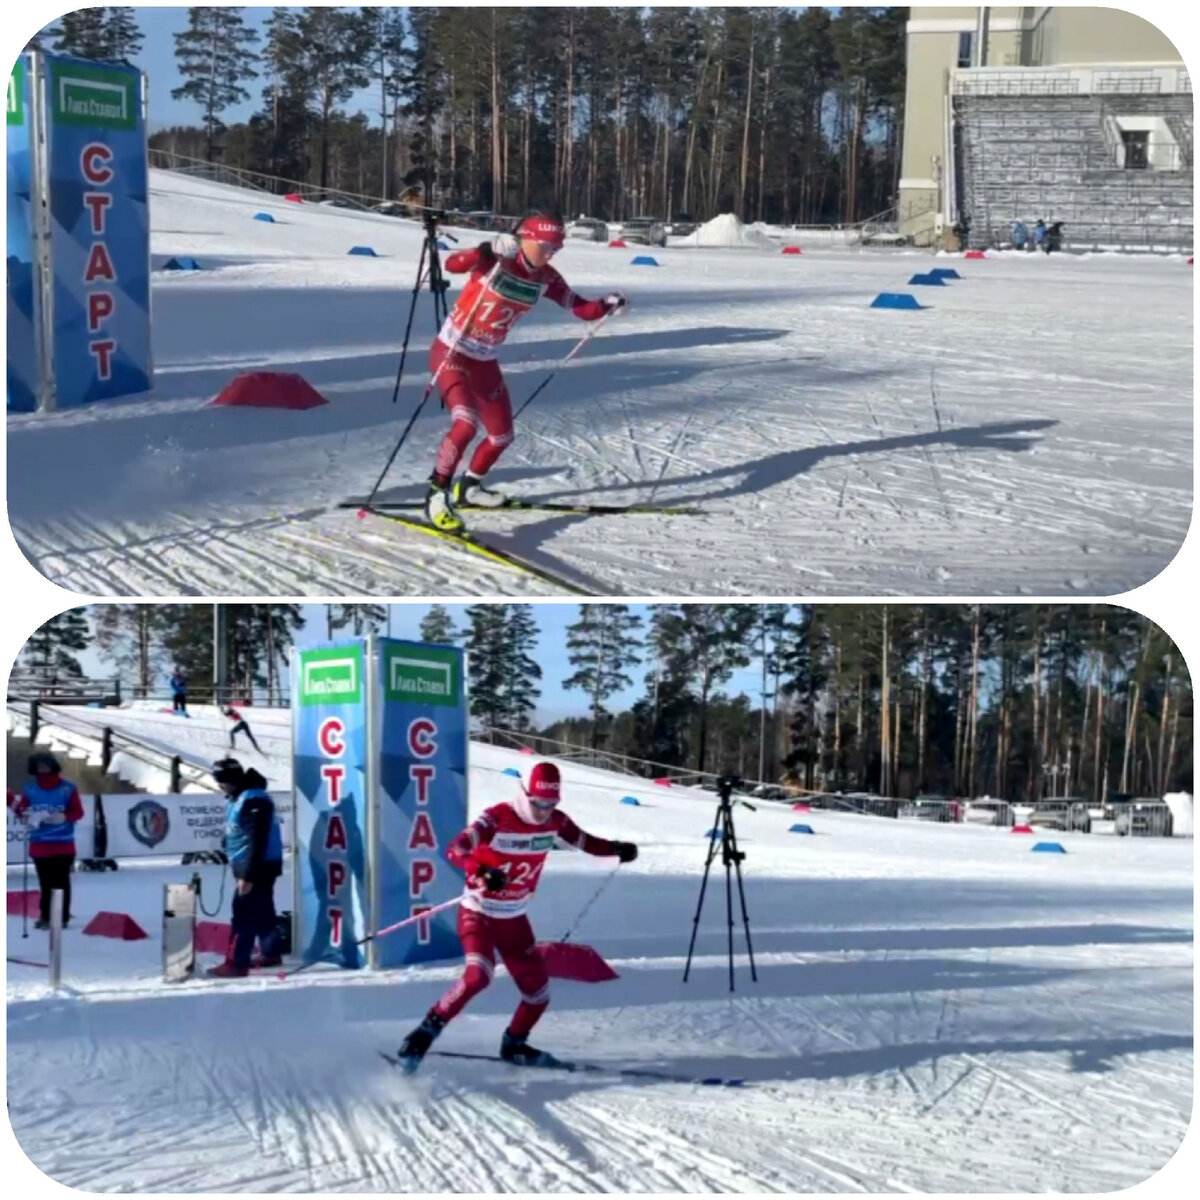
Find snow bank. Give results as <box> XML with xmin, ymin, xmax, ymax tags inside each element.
<box><xmin>676</xmin><ymin>212</ymin><xmax>777</xmax><ymax>250</ymax></box>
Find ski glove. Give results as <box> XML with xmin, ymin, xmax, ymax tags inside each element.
<box><xmin>614</xmin><ymin>841</ymin><xmax>638</xmax><ymax>863</ymax></box>
<box><xmin>492</xmin><ymin>232</ymin><xmax>520</xmax><ymax>259</ymax></box>
<box><xmin>475</xmin><ymin>240</ymin><xmax>497</xmax><ymax>270</ymax></box>
<box><xmin>471</xmin><ymin>865</ymin><xmax>508</xmax><ymax>892</ymax></box>
<box><xmin>601</xmin><ymin>292</ymin><xmax>628</xmax><ymax>315</ymax></box>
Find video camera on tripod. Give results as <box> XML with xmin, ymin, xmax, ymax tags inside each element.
<box><xmin>683</xmin><ymin>775</ymin><xmax>759</xmax><ymax>992</ymax></box>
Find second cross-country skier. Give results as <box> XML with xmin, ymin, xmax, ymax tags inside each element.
<box><xmin>423</xmin><ymin>212</ymin><xmax>628</xmax><ymax>532</ymax></box>
<box><xmin>395</xmin><ymin>761</ymin><xmax>637</xmax><ymax>1071</ymax></box>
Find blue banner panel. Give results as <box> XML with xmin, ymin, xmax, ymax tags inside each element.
<box><xmin>373</xmin><ymin>639</ymin><xmax>468</xmax><ymax>968</ymax></box>
<box><xmin>7</xmin><ymin>56</ymin><xmax>38</xmax><ymax>413</ymax></box>
<box><xmin>293</xmin><ymin>643</ymin><xmax>370</xmax><ymax>968</ymax></box>
<box><xmin>42</xmin><ymin>54</ymin><xmax>151</xmax><ymax>408</ymax></box>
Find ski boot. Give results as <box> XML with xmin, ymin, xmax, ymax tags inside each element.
<box><xmin>33</xmin><ymin>918</ymin><xmax>49</xmax><ymax>932</ymax></box>
<box><xmin>424</xmin><ymin>478</ymin><xmax>465</xmax><ymax>533</ymax></box>
<box><xmin>499</xmin><ymin>1030</ymin><xmax>562</xmax><ymax>1068</ymax></box>
<box><xmin>206</xmin><ymin>961</ymin><xmax>249</xmax><ymax>978</ymax></box>
<box><xmin>454</xmin><ymin>472</ymin><xmax>508</xmax><ymax>510</ymax></box>
<box><xmin>397</xmin><ymin>1010</ymin><xmax>446</xmax><ymax>1074</ymax></box>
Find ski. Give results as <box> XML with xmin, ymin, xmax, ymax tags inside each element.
<box><xmin>355</xmin><ymin>507</ymin><xmax>596</xmax><ymax>596</ymax></box>
<box><xmin>341</xmin><ymin>498</ymin><xmax>702</xmax><ymax>517</ymax></box>
<box><xmin>384</xmin><ymin>1048</ymin><xmax>744</xmax><ymax>1088</ymax></box>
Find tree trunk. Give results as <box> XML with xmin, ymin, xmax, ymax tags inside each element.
<box><xmin>738</xmin><ymin>31</ymin><xmax>755</xmax><ymax>219</ymax></box>
<box><xmin>880</xmin><ymin>608</ymin><xmax>891</xmax><ymax>795</ymax></box>
<box><xmin>1156</xmin><ymin>653</ymin><xmax>1173</xmax><ymax>796</ymax></box>
<box><xmin>967</xmin><ymin>605</ymin><xmax>981</xmax><ymax>796</ymax></box>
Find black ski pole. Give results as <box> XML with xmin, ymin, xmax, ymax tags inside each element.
<box><xmin>21</xmin><ymin>810</ymin><xmax>30</xmax><ymax>939</ymax></box>
<box><xmin>513</xmin><ymin>309</ymin><xmax>615</xmax><ymax>422</ymax></box>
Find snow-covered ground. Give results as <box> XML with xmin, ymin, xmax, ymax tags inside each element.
<box><xmin>6</xmin><ymin>170</ymin><xmax>1192</xmax><ymax>595</ymax></box>
<box><xmin>6</xmin><ymin>707</ymin><xmax>1193</xmax><ymax>1192</ymax></box>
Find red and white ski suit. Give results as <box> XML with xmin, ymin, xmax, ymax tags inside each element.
<box><xmin>433</xmin><ymin>800</ymin><xmax>619</xmax><ymax>1036</ymax></box>
<box><xmin>431</xmin><ymin>246</ymin><xmax>609</xmax><ymax>482</ymax></box>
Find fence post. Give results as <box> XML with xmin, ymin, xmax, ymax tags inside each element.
<box><xmin>170</xmin><ymin>756</ymin><xmax>182</xmax><ymax>793</ymax></box>
<box><xmin>101</xmin><ymin>726</ymin><xmax>113</xmax><ymax>774</ymax></box>
<box><xmin>30</xmin><ymin>699</ymin><xmax>40</xmax><ymax>742</ymax></box>
<box><xmin>49</xmin><ymin>889</ymin><xmax>64</xmax><ymax>991</ymax></box>
<box><xmin>114</xmin><ymin>677</ymin><xmax>122</xmax><ymax>705</ymax></box>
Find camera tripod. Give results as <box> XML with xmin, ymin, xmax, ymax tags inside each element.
<box><xmin>683</xmin><ymin>776</ymin><xmax>758</xmax><ymax>992</ymax></box>
<box><xmin>390</xmin><ymin>208</ymin><xmax>458</xmax><ymax>405</ymax></box>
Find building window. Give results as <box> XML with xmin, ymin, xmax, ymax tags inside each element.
<box><xmin>957</xmin><ymin>31</ymin><xmax>973</xmax><ymax>69</ymax></box>
<box><xmin>1121</xmin><ymin>129</ymin><xmax>1149</xmax><ymax>169</ymax></box>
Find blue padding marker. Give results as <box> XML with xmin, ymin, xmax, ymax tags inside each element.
<box><xmin>870</xmin><ymin>292</ymin><xmax>925</xmax><ymax>310</ymax></box>
<box><xmin>631</xmin><ymin>255</ymin><xmax>659</xmax><ymax>266</ymax></box>
<box><xmin>620</xmin><ymin>795</ymin><xmax>641</xmax><ymax>806</ymax></box>
<box><xmin>348</xmin><ymin>245</ymin><xmax>378</xmax><ymax>256</ymax></box>
<box><xmin>789</xmin><ymin>823</ymin><xmax>815</xmax><ymax>834</ymax></box>
<box><xmin>1032</xmin><ymin>842</ymin><xmax>1067</xmax><ymax>853</ymax></box>
<box><xmin>253</xmin><ymin>212</ymin><xmax>275</xmax><ymax>223</ymax></box>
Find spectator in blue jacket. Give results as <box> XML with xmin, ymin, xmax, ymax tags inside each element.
<box><xmin>1033</xmin><ymin>218</ymin><xmax>1048</xmax><ymax>252</ymax></box>
<box><xmin>169</xmin><ymin>669</ymin><xmax>188</xmax><ymax>716</ymax></box>
<box><xmin>208</xmin><ymin>757</ymin><xmax>284</xmax><ymax>977</ymax></box>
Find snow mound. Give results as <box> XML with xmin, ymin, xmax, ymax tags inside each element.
<box><xmin>677</xmin><ymin>212</ymin><xmax>777</xmax><ymax>250</ymax></box>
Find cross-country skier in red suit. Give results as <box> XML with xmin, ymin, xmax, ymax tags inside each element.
<box><xmin>423</xmin><ymin>212</ymin><xmax>628</xmax><ymax>532</ymax></box>
<box><xmin>396</xmin><ymin>761</ymin><xmax>637</xmax><ymax>1071</ymax></box>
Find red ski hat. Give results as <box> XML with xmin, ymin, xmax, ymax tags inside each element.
<box><xmin>527</xmin><ymin>761</ymin><xmax>561</xmax><ymax>802</ymax></box>
<box><xmin>516</xmin><ymin>213</ymin><xmax>565</xmax><ymax>248</ymax></box>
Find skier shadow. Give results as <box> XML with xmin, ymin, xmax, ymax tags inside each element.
<box><xmin>531</xmin><ymin>418</ymin><xmax>1061</xmax><ymax>509</ymax></box>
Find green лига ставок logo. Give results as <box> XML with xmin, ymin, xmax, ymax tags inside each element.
<box><xmin>50</xmin><ymin>60</ymin><xmax>137</xmax><ymax>131</ymax></box>
<box><xmin>299</xmin><ymin>646</ymin><xmax>362</xmax><ymax>706</ymax></box>
<box><xmin>8</xmin><ymin>61</ymin><xmax>24</xmax><ymax>126</ymax></box>
<box><xmin>385</xmin><ymin>644</ymin><xmax>460</xmax><ymax>708</ymax></box>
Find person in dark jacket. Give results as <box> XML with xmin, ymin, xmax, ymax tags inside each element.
<box><xmin>169</xmin><ymin>670</ymin><xmax>188</xmax><ymax>715</ymax></box>
<box><xmin>208</xmin><ymin>757</ymin><xmax>284</xmax><ymax>977</ymax></box>
<box><xmin>13</xmin><ymin>753</ymin><xmax>85</xmax><ymax>928</ymax></box>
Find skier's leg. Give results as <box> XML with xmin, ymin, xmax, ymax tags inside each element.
<box><xmin>461</xmin><ymin>367</ymin><xmax>514</xmax><ymax>498</ymax></box>
<box><xmin>248</xmin><ymin>730</ymin><xmax>262</xmax><ymax>753</ymax></box>
<box><xmin>496</xmin><ymin>916</ymin><xmax>554</xmax><ymax>1064</ymax></box>
<box><xmin>432</xmin><ymin>907</ymin><xmax>496</xmax><ymax>1022</ymax></box>
<box><xmin>430</xmin><ymin>344</ymin><xmax>481</xmax><ymax>489</ymax></box>
<box><xmin>398</xmin><ymin>907</ymin><xmax>494</xmax><ymax>1068</ymax></box>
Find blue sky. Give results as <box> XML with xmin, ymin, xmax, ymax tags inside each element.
<box><xmin>37</xmin><ymin>7</ymin><xmax>385</xmax><ymax>132</ymax></box>
<box><xmin>77</xmin><ymin>604</ymin><xmax>768</xmax><ymax>725</ymax></box>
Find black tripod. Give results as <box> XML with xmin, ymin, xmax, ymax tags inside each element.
<box><xmin>360</xmin><ymin>211</ymin><xmax>460</xmax><ymax>509</ymax></box>
<box><xmin>390</xmin><ymin>209</ymin><xmax>456</xmax><ymax>406</ymax></box>
<box><xmin>683</xmin><ymin>776</ymin><xmax>758</xmax><ymax>992</ymax></box>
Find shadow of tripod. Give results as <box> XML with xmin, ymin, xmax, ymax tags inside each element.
<box><xmin>683</xmin><ymin>776</ymin><xmax>759</xmax><ymax>992</ymax></box>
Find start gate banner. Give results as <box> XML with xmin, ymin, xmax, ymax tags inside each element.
<box><xmin>371</xmin><ymin>639</ymin><xmax>468</xmax><ymax>969</ymax></box>
<box><xmin>6</xmin><ymin>56</ymin><xmax>41</xmax><ymax>413</ymax></box>
<box><xmin>292</xmin><ymin>643</ymin><xmax>371</xmax><ymax>968</ymax></box>
<box><xmin>42</xmin><ymin>53</ymin><xmax>152</xmax><ymax>408</ymax></box>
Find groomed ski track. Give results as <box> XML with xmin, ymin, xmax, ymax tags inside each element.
<box><xmin>6</xmin><ymin>170</ymin><xmax>1193</xmax><ymax>596</ymax></box>
<box><xmin>6</xmin><ymin>705</ymin><xmax>1193</xmax><ymax>1192</ymax></box>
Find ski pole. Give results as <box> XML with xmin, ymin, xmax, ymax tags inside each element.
<box><xmin>556</xmin><ymin>863</ymin><xmax>621</xmax><ymax>944</ymax></box>
<box><xmin>363</xmin><ymin>262</ymin><xmax>502</xmax><ymax>509</ymax></box>
<box><xmin>513</xmin><ymin>309</ymin><xmax>615</xmax><ymax>422</ymax></box>
<box><xmin>275</xmin><ymin>894</ymin><xmax>464</xmax><ymax>980</ymax></box>
<box><xmin>21</xmin><ymin>809</ymin><xmax>30</xmax><ymax>939</ymax></box>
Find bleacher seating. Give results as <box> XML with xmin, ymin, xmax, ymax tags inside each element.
<box><xmin>955</xmin><ymin>92</ymin><xmax>1193</xmax><ymax>252</ymax></box>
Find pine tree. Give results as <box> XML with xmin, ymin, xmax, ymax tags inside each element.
<box><xmin>172</xmin><ymin>7</ymin><xmax>260</xmax><ymax>162</ymax></box>
<box><xmin>93</xmin><ymin>605</ymin><xmax>168</xmax><ymax>697</ymax></box>
<box><xmin>651</xmin><ymin>605</ymin><xmax>756</xmax><ymax>773</ymax></box>
<box><xmin>419</xmin><ymin>604</ymin><xmax>457</xmax><ymax>644</ymax></box>
<box><xmin>501</xmin><ymin>606</ymin><xmax>542</xmax><ymax>731</ymax></box>
<box><xmin>328</xmin><ymin>603</ymin><xmax>387</xmax><ymax>637</ymax></box>
<box><xmin>293</xmin><ymin>6</ymin><xmax>376</xmax><ymax>190</ymax></box>
<box><xmin>22</xmin><ymin>611</ymin><xmax>94</xmax><ymax>681</ymax></box>
<box><xmin>51</xmin><ymin>9</ymin><xmax>110</xmax><ymax>59</ymax></box>
<box><xmin>159</xmin><ymin>605</ymin><xmax>215</xmax><ymax>695</ymax></box>
<box><xmin>102</xmin><ymin>7</ymin><xmax>143</xmax><ymax>61</ymax></box>
<box><xmin>563</xmin><ymin>605</ymin><xmax>642</xmax><ymax>747</ymax></box>
<box><xmin>463</xmin><ymin>604</ymin><xmax>509</xmax><ymax>728</ymax></box>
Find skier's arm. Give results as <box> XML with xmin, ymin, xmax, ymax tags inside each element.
<box><xmin>443</xmin><ymin>245</ymin><xmax>489</xmax><ymax>274</ymax></box>
<box><xmin>445</xmin><ymin>811</ymin><xmax>502</xmax><ymax>876</ymax></box>
<box><xmin>555</xmin><ymin>813</ymin><xmax>637</xmax><ymax>860</ymax></box>
<box><xmin>543</xmin><ymin>271</ymin><xmax>612</xmax><ymax>321</ymax></box>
